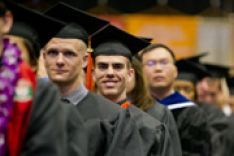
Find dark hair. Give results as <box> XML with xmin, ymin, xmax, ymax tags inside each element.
<box><xmin>0</xmin><ymin>2</ymin><xmax>7</xmax><ymax>16</ymax></box>
<box><xmin>127</xmin><ymin>56</ymin><xmax>154</xmax><ymax>111</ymax></box>
<box><xmin>23</xmin><ymin>38</ymin><xmax>38</xmax><ymax>69</ymax></box>
<box><xmin>140</xmin><ymin>43</ymin><xmax>176</xmax><ymax>63</ymax></box>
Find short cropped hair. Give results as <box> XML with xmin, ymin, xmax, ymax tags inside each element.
<box><xmin>139</xmin><ymin>43</ymin><xmax>176</xmax><ymax>63</ymax></box>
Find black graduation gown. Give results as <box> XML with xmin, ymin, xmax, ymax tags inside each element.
<box><xmin>214</xmin><ymin>114</ymin><xmax>234</xmax><ymax>156</ymax></box>
<box><xmin>126</xmin><ymin>105</ymin><xmax>174</xmax><ymax>156</ymax></box>
<box><xmin>146</xmin><ymin>103</ymin><xmax>182</xmax><ymax>156</ymax></box>
<box><xmin>21</xmin><ymin>80</ymin><xmax>88</xmax><ymax>156</ymax></box>
<box><xmin>198</xmin><ymin>102</ymin><xmax>229</xmax><ymax>156</ymax></box>
<box><xmin>76</xmin><ymin>92</ymin><xmax>146</xmax><ymax>156</ymax></box>
<box><xmin>77</xmin><ymin>92</ymin><xmax>175</xmax><ymax>156</ymax></box>
<box><xmin>158</xmin><ymin>92</ymin><xmax>212</xmax><ymax>156</ymax></box>
<box><xmin>172</xmin><ymin>106</ymin><xmax>211</xmax><ymax>156</ymax></box>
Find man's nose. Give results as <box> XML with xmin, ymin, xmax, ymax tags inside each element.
<box><xmin>106</xmin><ymin>66</ymin><xmax>115</xmax><ymax>75</ymax></box>
<box><xmin>56</xmin><ymin>53</ymin><xmax>65</xmax><ymax>65</ymax></box>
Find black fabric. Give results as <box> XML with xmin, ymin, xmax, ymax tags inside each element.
<box><xmin>176</xmin><ymin>59</ymin><xmax>210</xmax><ymax>83</ymax></box>
<box><xmin>5</xmin><ymin>1</ymin><xmax>65</xmax><ymax>48</ymax></box>
<box><xmin>215</xmin><ymin>114</ymin><xmax>234</xmax><ymax>156</ymax></box>
<box><xmin>94</xmin><ymin>41</ymin><xmax>132</xmax><ymax>59</ymax></box>
<box><xmin>55</xmin><ymin>23</ymin><xmax>89</xmax><ymax>44</ymax></box>
<box><xmin>0</xmin><ymin>2</ymin><xmax>7</xmax><ymax>16</ymax></box>
<box><xmin>92</xmin><ymin>24</ymin><xmax>150</xmax><ymax>59</ymax></box>
<box><xmin>198</xmin><ymin>102</ymin><xmax>229</xmax><ymax>156</ymax></box>
<box><xmin>127</xmin><ymin>105</ymin><xmax>174</xmax><ymax>156</ymax></box>
<box><xmin>77</xmin><ymin>92</ymin><xmax>144</xmax><ymax>156</ymax></box>
<box><xmin>21</xmin><ymin>80</ymin><xmax>88</xmax><ymax>156</ymax></box>
<box><xmin>44</xmin><ymin>2</ymin><xmax>109</xmax><ymax>36</ymax></box>
<box><xmin>77</xmin><ymin>92</ymin><xmax>174</xmax><ymax>156</ymax></box>
<box><xmin>202</xmin><ymin>63</ymin><xmax>230</xmax><ymax>78</ymax></box>
<box><xmin>146</xmin><ymin>103</ymin><xmax>182</xmax><ymax>156</ymax></box>
<box><xmin>172</xmin><ymin>106</ymin><xmax>211</xmax><ymax>156</ymax></box>
<box><xmin>8</xmin><ymin>22</ymin><xmax>40</xmax><ymax>58</ymax></box>
<box><xmin>227</xmin><ymin>77</ymin><xmax>234</xmax><ymax>95</ymax></box>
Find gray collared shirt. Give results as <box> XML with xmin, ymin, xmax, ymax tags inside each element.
<box><xmin>61</xmin><ymin>84</ymin><xmax>88</xmax><ymax>106</ymax></box>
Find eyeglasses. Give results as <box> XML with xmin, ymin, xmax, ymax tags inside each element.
<box><xmin>143</xmin><ymin>59</ymin><xmax>173</xmax><ymax>68</ymax></box>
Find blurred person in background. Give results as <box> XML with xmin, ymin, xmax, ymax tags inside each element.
<box><xmin>127</xmin><ymin>56</ymin><xmax>182</xmax><ymax>156</ymax></box>
<box><xmin>140</xmin><ymin>43</ymin><xmax>212</xmax><ymax>156</ymax></box>
<box><xmin>196</xmin><ymin>63</ymin><xmax>232</xmax><ymax>116</ymax></box>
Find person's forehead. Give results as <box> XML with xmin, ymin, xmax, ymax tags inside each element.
<box><xmin>46</xmin><ymin>38</ymin><xmax>85</xmax><ymax>49</ymax></box>
<box><xmin>143</xmin><ymin>47</ymin><xmax>174</xmax><ymax>60</ymax></box>
<box><xmin>95</xmin><ymin>55</ymin><xmax>129</xmax><ymax>64</ymax></box>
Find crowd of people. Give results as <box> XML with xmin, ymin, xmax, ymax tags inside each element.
<box><xmin>1</xmin><ymin>0</ymin><xmax>234</xmax><ymax>156</ymax></box>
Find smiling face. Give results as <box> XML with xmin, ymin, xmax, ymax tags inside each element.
<box><xmin>93</xmin><ymin>55</ymin><xmax>133</xmax><ymax>102</ymax></box>
<box><xmin>142</xmin><ymin>47</ymin><xmax>178</xmax><ymax>93</ymax></box>
<box><xmin>43</xmin><ymin>38</ymin><xmax>87</xmax><ymax>86</ymax></box>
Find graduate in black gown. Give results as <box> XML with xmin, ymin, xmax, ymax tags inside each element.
<box><xmin>91</xmin><ymin>24</ymin><xmax>175</xmax><ymax>156</ymax></box>
<box><xmin>22</xmin><ymin>79</ymin><xmax>88</xmax><ymax>156</ymax></box>
<box><xmin>43</xmin><ymin>2</ymin><xmax>150</xmax><ymax>156</ymax></box>
<box><xmin>140</xmin><ymin>43</ymin><xmax>212</xmax><ymax>156</ymax></box>
<box><xmin>176</xmin><ymin>57</ymin><xmax>231</xmax><ymax>156</ymax></box>
<box><xmin>1</xmin><ymin>1</ymin><xmax>88</xmax><ymax>156</ymax></box>
<box><xmin>127</xmin><ymin>56</ymin><xmax>182</xmax><ymax>156</ymax></box>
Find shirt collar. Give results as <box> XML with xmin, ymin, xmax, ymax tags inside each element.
<box><xmin>61</xmin><ymin>84</ymin><xmax>88</xmax><ymax>106</ymax></box>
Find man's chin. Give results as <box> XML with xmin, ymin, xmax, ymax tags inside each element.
<box><xmin>101</xmin><ymin>89</ymin><xmax>118</xmax><ymax>97</ymax></box>
<box><xmin>51</xmin><ymin>78</ymin><xmax>68</xmax><ymax>84</ymax></box>
<box><xmin>151</xmin><ymin>84</ymin><xmax>167</xmax><ymax>90</ymax></box>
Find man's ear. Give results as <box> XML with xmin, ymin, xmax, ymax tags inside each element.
<box><xmin>128</xmin><ymin>68</ymin><xmax>135</xmax><ymax>82</ymax></box>
<box><xmin>92</xmin><ymin>68</ymin><xmax>96</xmax><ymax>82</ymax></box>
<box><xmin>2</xmin><ymin>11</ymin><xmax>13</xmax><ymax>34</ymax></box>
<box><xmin>174</xmin><ymin>65</ymin><xmax>178</xmax><ymax>80</ymax></box>
<box><xmin>82</xmin><ymin>52</ymin><xmax>88</xmax><ymax>69</ymax></box>
<box><xmin>41</xmin><ymin>49</ymin><xmax>46</xmax><ymax>59</ymax></box>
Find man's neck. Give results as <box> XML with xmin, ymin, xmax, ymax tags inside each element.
<box><xmin>151</xmin><ymin>87</ymin><xmax>174</xmax><ymax>100</ymax></box>
<box><xmin>57</xmin><ymin>77</ymin><xmax>83</xmax><ymax>97</ymax></box>
<box><xmin>97</xmin><ymin>90</ymin><xmax>127</xmax><ymax>104</ymax></box>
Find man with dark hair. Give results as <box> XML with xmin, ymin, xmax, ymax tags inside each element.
<box><xmin>91</xmin><ymin>24</ymin><xmax>176</xmax><ymax>156</ymax></box>
<box><xmin>140</xmin><ymin>43</ymin><xmax>212</xmax><ymax>156</ymax></box>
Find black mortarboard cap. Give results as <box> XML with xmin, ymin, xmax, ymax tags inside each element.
<box><xmin>54</xmin><ymin>23</ymin><xmax>89</xmax><ymax>44</ymax></box>
<box><xmin>227</xmin><ymin>77</ymin><xmax>234</xmax><ymax>95</ymax></box>
<box><xmin>91</xmin><ymin>24</ymin><xmax>150</xmax><ymax>60</ymax></box>
<box><xmin>44</xmin><ymin>2</ymin><xmax>109</xmax><ymax>44</ymax></box>
<box><xmin>184</xmin><ymin>52</ymin><xmax>209</xmax><ymax>63</ymax></box>
<box><xmin>176</xmin><ymin>59</ymin><xmax>210</xmax><ymax>84</ymax></box>
<box><xmin>138</xmin><ymin>36</ymin><xmax>153</xmax><ymax>43</ymax></box>
<box><xmin>8</xmin><ymin>22</ymin><xmax>40</xmax><ymax>58</ymax></box>
<box><xmin>5</xmin><ymin>1</ymin><xmax>65</xmax><ymax>49</ymax></box>
<box><xmin>0</xmin><ymin>1</ymin><xmax>7</xmax><ymax>16</ymax></box>
<box><xmin>202</xmin><ymin>63</ymin><xmax>230</xmax><ymax>78</ymax></box>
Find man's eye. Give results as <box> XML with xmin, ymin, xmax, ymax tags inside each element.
<box><xmin>47</xmin><ymin>50</ymin><xmax>59</xmax><ymax>56</ymax></box>
<box><xmin>145</xmin><ymin>60</ymin><xmax>157</xmax><ymax>67</ymax></box>
<box><xmin>159</xmin><ymin>59</ymin><xmax>169</xmax><ymax>66</ymax></box>
<box><xmin>112</xmin><ymin>63</ymin><xmax>124</xmax><ymax>70</ymax></box>
<box><xmin>97</xmin><ymin>63</ymin><xmax>108</xmax><ymax>70</ymax></box>
<box><xmin>64</xmin><ymin>51</ymin><xmax>77</xmax><ymax>57</ymax></box>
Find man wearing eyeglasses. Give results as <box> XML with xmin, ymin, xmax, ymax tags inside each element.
<box><xmin>140</xmin><ymin>43</ymin><xmax>212</xmax><ymax>156</ymax></box>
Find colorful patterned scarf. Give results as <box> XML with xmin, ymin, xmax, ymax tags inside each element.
<box><xmin>0</xmin><ymin>38</ymin><xmax>21</xmax><ymax>156</ymax></box>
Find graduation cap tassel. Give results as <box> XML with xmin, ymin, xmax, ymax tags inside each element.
<box><xmin>86</xmin><ymin>36</ymin><xmax>93</xmax><ymax>91</ymax></box>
